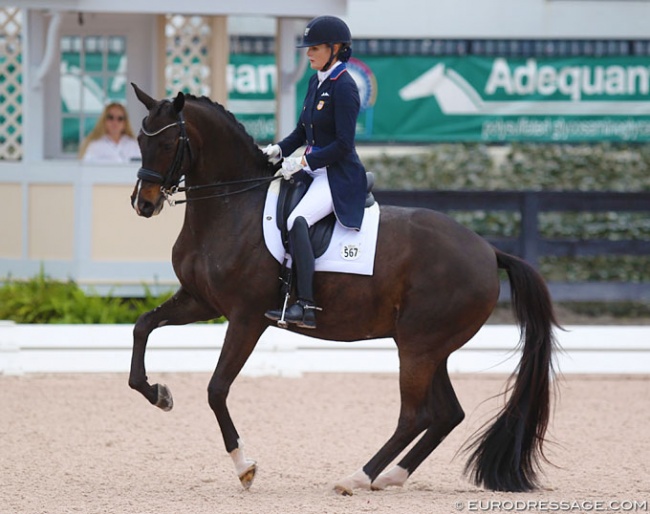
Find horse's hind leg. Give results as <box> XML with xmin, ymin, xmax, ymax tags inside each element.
<box><xmin>372</xmin><ymin>361</ymin><xmax>464</xmax><ymax>490</ymax></box>
<box><xmin>129</xmin><ymin>287</ymin><xmax>218</xmax><ymax>408</ymax></box>
<box><xmin>333</xmin><ymin>346</ymin><xmax>438</xmax><ymax>495</ymax></box>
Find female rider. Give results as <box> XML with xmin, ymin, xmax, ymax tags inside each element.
<box><xmin>263</xmin><ymin>15</ymin><xmax>368</xmax><ymax>329</ymax></box>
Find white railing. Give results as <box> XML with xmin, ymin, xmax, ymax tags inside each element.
<box><xmin>0</xmin><ymin>160</ymin><xmax>182</xmax><ymax>295</ymax></box>
<box><xmin>1</xmin><ymin>322</ymin><xmax>648</xmax><ymax>376</ymax></box>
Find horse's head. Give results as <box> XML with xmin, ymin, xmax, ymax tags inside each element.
<box><xmin>131</xmin><ymin>83</ymin><xmax>279</xmax><ymax>218</ymax></box>
<box><xmin>130</xmin><ymin>83</ymin><xmax>191</xmax><ymax>218</ymax></box>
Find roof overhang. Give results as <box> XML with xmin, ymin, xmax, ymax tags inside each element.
<box><xmin>9</xmin><ymin>0</ymin><xmax>348</xmax><ymax>17</ymax></box>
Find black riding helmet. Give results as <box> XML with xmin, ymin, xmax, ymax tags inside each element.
<box><xmin>297</xmin><ymin>16</ymin><xmax>352</xmax><ymax>71</ymax></box>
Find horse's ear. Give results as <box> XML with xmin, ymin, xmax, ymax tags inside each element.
<box><xmin>131</xmin><ymin>83</ymin><xmax>157</xmax><ymax>110</ymax></box>
<box><xmin>172</xmin><ymin>91</ymin><xmax>185</xmax><ymax>113</ymax></box>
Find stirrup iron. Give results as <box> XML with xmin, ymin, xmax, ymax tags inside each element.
<box><xmin>277</xmin><ymin>292</ymin><xmax>291</xmax><ymax>329</ymax></box>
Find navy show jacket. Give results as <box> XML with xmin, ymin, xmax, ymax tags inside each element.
<box><xmin>278</xmin><ymin>63</ymin><xmax>367</xmax><ymax>230</ymax></box>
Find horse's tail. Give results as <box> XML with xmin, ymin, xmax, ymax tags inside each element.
<box><xmin>464</xmin><ymin>249</ymin><xmax>559</xmax><ymax>492</ymax></box>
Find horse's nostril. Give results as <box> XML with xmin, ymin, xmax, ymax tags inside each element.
<box><xmin>138</xmin><ymin>200</ymin><xmax>155</xmax><ymax>217</ymax></box>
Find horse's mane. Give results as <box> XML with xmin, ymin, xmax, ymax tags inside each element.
<box><xmin>184</xmin><ymin>94</ymin><xmax>272</xmax><ymax>173</ymax></box>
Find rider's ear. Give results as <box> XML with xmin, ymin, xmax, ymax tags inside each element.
<box><xmin>173</xmin><ymin>91</ymin><xmax>185</xmax><ymax>113</ymax></box>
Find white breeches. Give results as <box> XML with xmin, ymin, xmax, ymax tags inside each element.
<box><xmin>287</xmin><ymin>171</ymin><xmax>333</xmax><ymax>231</ymax></box>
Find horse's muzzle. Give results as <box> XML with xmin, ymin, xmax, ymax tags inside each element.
<box><xmin>131</xmin><ymin>180</ymin><xmax>164</xmax><ymax>218</ymax></box>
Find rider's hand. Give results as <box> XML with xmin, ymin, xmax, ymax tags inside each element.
<box><xmin>281</xmin><ymin>156</ymin><xmax>304</xmax><ymax>180</ymax></box>
<box><xmin>262</xmin><ymin>144</ymin><xmax>282</xmax><ymax>164</ymax></box>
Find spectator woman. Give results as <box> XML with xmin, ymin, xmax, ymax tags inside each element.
<box><xmin>79</xmin><ymin>102</ymin><xmax>141</xmax><ymax>163</ymax></box>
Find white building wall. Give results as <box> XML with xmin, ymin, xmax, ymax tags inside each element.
<box><xmin>228</xmin><ymin>1</ymin><xmax>650</xmax><ymax>39</ymax></box>
<box><xmin>345</xmin><ymin>0</ymin><xmax>650</xmax><ymax>38</ymax></box>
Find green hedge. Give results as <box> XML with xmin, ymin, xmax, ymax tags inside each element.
<box><xmin>0</xmin><ymin>272</ymin><xmax>176</xmax><ymax>324</ymax></box>
<box><xmin>2</xmin><ymin>271</ymin><xmax>646</xmax><ymax>324</ymax></box>
<box><xmin>364</xmin><ymin>143</ymin><xmax>650</xmax><ymax>283</ymax></box>
<box><xmin>365</xmin><ymin>142</ymin><xmax>650</xmax><ymax>191</ymax></box>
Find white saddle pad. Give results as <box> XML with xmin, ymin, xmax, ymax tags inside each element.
<box><xmin>262</xmin><ymin>176</ymin><xmax>380</xmax><ymax>276</ymax></box>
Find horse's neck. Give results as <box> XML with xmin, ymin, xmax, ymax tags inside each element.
<box><xmin>183</xmin><ymin>107</ymin><xmax>270</xmax><ymax>244</ymax></box>
<box><xmin>182</xmin><ymin>183</ymin><xmax>267</xmax><ymax>242</ymax></box>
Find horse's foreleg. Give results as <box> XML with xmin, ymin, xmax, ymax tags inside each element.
<box><xmin>206</xmin><ymin>318</ymin><xmax>266</xmax><ymax>490</ymax></box>
<box><xmin>129</xmin><ymin>287</ymin><xmax>218</xmax><ymax>408</ymax></box>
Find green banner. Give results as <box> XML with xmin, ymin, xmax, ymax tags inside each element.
<box><xmin>227</xmin><ymin>54</ymin><xmax>277</xmax><ymax>141</ymax></box>
<box><xmin>228</xmin><ymin>54</ymin><xmax>650</xmax><ymax>143</ymax></box>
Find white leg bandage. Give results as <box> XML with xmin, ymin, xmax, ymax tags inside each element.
<box><xmin>229</xmin><ymin>439</ymin><xmax>256</xmax><ymax>476</ymax></box>
<box><xmin>372</xmin><ymin>465</ymin><xmax>410</xmax><ymax>490</ymax></box>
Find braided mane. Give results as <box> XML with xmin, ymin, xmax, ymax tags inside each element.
<box><xmin>183</xmin><ymin>94</ymin><xmax>271</xmax><ymax>171</ymax></box>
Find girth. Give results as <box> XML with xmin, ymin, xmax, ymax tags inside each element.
<box><xmin>275</xmin><ymin>171</ymin><xmax>376</xmax><ymax>258</ymax></box>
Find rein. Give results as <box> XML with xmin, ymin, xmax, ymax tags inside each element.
<box><xmin>137</xmin><ymin>110</ymin><xmax>280</xmax><ymax>206</ymax></box>
<box><xmin>168</xmin><ymin>176</ymin><xmax>280</xmax><ymax>206</ymax></box>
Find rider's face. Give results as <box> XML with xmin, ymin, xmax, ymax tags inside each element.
<box><xmin>307</xmin><ymin>43</ymin><xmax>340</xmax><ymax>71</ymax></box>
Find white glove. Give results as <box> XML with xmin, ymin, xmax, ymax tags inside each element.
<box><xmin>281</xmin><ymin>156</ymin><xmax>304</xmax><ymax>180</ymax></box>
<box><xmin>262</xmin><ymin>144</ymin><xmax>282</xmax><ymax>163</ymax></box>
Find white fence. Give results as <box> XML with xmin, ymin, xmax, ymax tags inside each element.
<box><xmin>1</xmin><ymin>322</ymin><xmax>649</xmax><ymax>376</ymax></box>
<box><xmin>0</xmin><ymin>162</ymin><xmax>182</xmax><ymax>296</ymax></box>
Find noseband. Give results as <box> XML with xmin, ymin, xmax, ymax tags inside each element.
<box><xmin>137</xmin><ymin>111</ymin><xmax>192</xmax><ymax>194</ymax></box>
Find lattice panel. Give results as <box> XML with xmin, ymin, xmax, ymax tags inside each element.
<box><xmin>165</xmin><ymin>15</ymin><xmax>211</xmax><ymax>97</ymax></box>
<box><xmin>0</xmin><ymin>7</ymin><xmax>23</xmax><ymax>160</ymax></box>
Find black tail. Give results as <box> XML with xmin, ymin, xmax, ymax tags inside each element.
<box><xmin>464</xmin><ymin>249</ymin><xmax>559</xmax><ymax>492</ymax></box>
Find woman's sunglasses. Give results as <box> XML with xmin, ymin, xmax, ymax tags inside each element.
<box><xmin>107</xmin><ymin>114</ymin><xmax>125</xmax><ymax>122</ymax></box>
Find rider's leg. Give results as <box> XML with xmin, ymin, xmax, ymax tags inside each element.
<box><xmin>282</xmin><ymin>216</ymin><xmax>317</xmax><ymax>328</ymax></box>
<box><xmin>286</xmin><ymin>172</ymin><xmax>334</xmax><ymax>231</ymax></box>
<box><xmin>265</xmin><ymin>173</ymin><xmax>333</xmax><ymax>328</ymax></box>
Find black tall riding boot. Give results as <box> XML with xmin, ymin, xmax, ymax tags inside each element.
<box><xmin>265</xmin><ymin>216</ymin><xmax>318</xmax><ymax>329</ymax></box>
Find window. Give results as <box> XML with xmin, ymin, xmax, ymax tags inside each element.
<box><xmin>60</xmin><ymin>35</ymin><xmax>128</xmax><ymax>154</ymax></box>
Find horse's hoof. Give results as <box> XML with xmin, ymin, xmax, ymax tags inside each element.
<box><xmin>333</xmin><ymin>484</ymin><xmax>354</xmax><ymax>496</ymax></box>
<box><xmin>239</xmin><ymin>463</ymin><xmax>257</xmax><ymax>490</ymax></box>
<box><xmin>155</xmin><ymin>383</ymin><xmax>174</xmax><ymax>411</ymax></box>
<box><xmin>333</xmin><ymin>469</ymin><xmax>371</xmax><ymax>496</ymax></box>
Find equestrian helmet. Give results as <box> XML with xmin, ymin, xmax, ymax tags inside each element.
<box><xmin>296</xmin><ymin>16</ymin><xmax>352</xmax><ymax>48</ymax></box>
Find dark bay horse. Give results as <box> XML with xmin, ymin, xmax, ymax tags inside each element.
<box><xmin>128</xmin><ymin>83</ymin><xmax>559</xmax><ymax>495</ymax></box>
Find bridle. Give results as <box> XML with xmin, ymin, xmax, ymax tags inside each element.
<box><xmin>136</xmin><ymin>110</ymin><xmax>279</xmax><ymax>206</ymax></box>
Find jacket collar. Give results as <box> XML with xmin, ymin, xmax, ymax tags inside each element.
<box><xmin>317</xmin><ymin>61</ymin><xmax>346</xmax><ymax>85</ymax></box>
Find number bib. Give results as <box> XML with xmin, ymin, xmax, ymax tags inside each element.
<box><xmin>341</xmin><ymin>244</ymin><xmax>361</xmax><ymax>260</ymax></box>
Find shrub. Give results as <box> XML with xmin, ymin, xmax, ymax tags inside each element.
<box><xmin>0</xmin><ymin>272</ymin><xmax>177</xmax><ymax>324</ymax></box>
<box><xmin>364</xmin><ymin>142</ymin><xmax>650</xmax><ymax>191</ymax></box>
